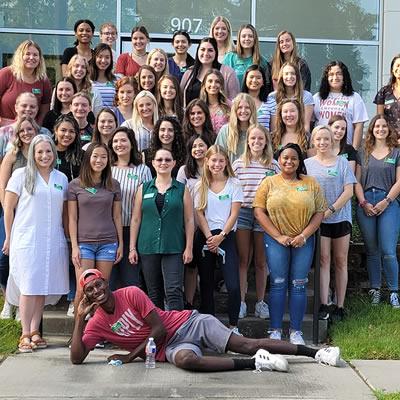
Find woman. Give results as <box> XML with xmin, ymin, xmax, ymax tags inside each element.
<box><xmin>90</xmin><ymin>43</ymin><xmax>116</xmax><ymax>107</ymax></box>
<box><xmin>85</xmin><ymin>108</ymin><xmax>118</xmax><ymax>149</ymax></box>
<box><xmin>109</xmin><ymin>127</ymin><xmax>152</xmax><ymax>289</ymax></box>
<box><xmin>70</xmin><ymin>92</ymin><xmax>93</xmax><ymax>146</ymax></box>
<box><xmin>271</xmin><ymin>31</ymin><xmax>311</xmax><ymax>91</ymax></box>
<box><xmin>68</xmin><ymin>143</ymin><xmax>123</xmax><ymax>311</ymax></box>
<box><xmin>193</xmin><ymin>145</ymin><xmax>243</xmax><ymax>333</ymax></box>
<box><xmin>136</xmin><ymin>65</ymin><xmax>158</xmax><ymax>96</ymax></box>
<box><xmin>233</xmin><ymin>124</ymin><xmax>280</xmax><ymax>319</ymax></box>
<box><xmin>329</xmin><ymin>115</ymin><xmax>357</xmax><ymax>172</ymax></box>
<box><xmin>209</xmin><ymin>16</ymin><xmax>235</xmax><ymax>63</ymax></box>
<box><xmin>177</xmin><ymin>135</ymin><xmax>211</xmax><ymax>308</ymax></box>
<box><xmin>355</xmin><ymin>115</ymin><xmax>400</xmax><ymax>308</ymax></box>
<box><xmin>157</xmin><ymin>74</ymin><xmax>184</xmax><ymax>122</ymax></box>
<box><xmin>313</xmin><ymin>61</ymin><xmax>368</xmax><ymax>150</ymax></box>
<box><xmin>242</xmin><ymin>64</ymin><xmax>274</xmax><ymax>130</ymax></box>
<box><xmin>254</xmin><ymin>143</ymin><xmax>326</xmax><ymax>344</ymax></box>
<box><xmin>272</xmin><ymin>99</ymin><xmax>309</xmax><ymax>157</ymax></box>
<box><xmin>112</xmin><ymin>76</ymin><xmax>137</xmax><ymax>125</ymax></box>
<box><xmin>167</xmin><ymin>30</ymin><xmax>195</xmax><ymax>82</ymax></box>
<box><xmin>61</xmin><ymin>19</ymin><xmax>95</xmax><ymax>76</ymax></box>
<box><xmin>305</xmin><ymin>125</ymin><xmax>356</xmax><ymax>321</ymax></box>
<box><xmin>215</xmin><ymin>93</ymin><xmax>258</xmax><ymax>164</ymax></box>
<box><xmin>115</xmin><ymin>26</ymin><xmax>150</xmax><ymax>77</ymax></box>
<box><xmin>129</xmin><ymin>148</ymin><xmax>194</xmax><ymax>311</ymax></box>
<box><xmin>144</xmin><ymin>116</ymin><xmax>186</xmax><ymax>178</ymax></box>
<box><xmin>180</xmin><ymin>37</ymin><xmax>239</xmax><ymax>107</ymax></box>
<box><xmin>268</xmin><ymin>62</ymin><xmax>314</xmax><ymax>133</ymax></box>
<box><xmin>3</xmin><ymin>135</ymin><xmax>69</xmax><ymax>352</ymax></box>
<box><xmin>0</xmin><ymin>40</ymin><xmax>51</xmax><ymax>126</ymax></box>
<box><xmin>374</xmin><ymin>54</ymin><xmax>400</xmax><ymax>138</ymax></box>
<box><xmin>43</xmin><ymin>77</ymin><xmax>77</xmax><ymax>133</ymax></box>
<box><xmin>122</xmin><ymin>90</ymin><xmax>158</xmax><ymax>152</ymax></box>
<box><xmin>199</xmin><ymin>69</ymin><xmax>231</xmax><ymax>134</ymax></box>
<box><xmin>223</xmin><ymin>24</ymin><xmax>270</xmax><ymax>87</ymax></box>
<box><xmin>53</xmin><ymin>114</ymin><xmax>83</xmax><ymax>316</ymax></box>
<box><xmin>182</xmin><ymin>99</ymin><xmax>216</xmax><ymax>144</ymax></box>
<box><xmin>147</xmin><ymin>48</ymin><xmax>169</xmax><ymax>79</ymax></box>
<box><xmin>64</xmin><ymin>54</ymin><xmax>103</xmax><ymax>118</ymax></box>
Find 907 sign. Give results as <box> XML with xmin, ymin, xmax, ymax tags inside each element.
<box><xmin>170</xmin><ymin>17</ymin><xmax>203</xmax><ymax>34</ymax></box>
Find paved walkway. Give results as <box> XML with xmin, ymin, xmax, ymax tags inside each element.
<box><xmin>0</xmin><ymin>344</ymin><xmax>385</xmax><ymax>400</ymax></box>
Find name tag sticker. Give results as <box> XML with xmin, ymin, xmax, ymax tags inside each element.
<box><xmin>384</xmin><ymin>99</ymin><xmax>395</xmax><ymax>105</ymax></box>
<box><xmin>144</xmin><ymin>193</ymin><xmax>155</xmax><ymax>199</ymax></box>
<box><xmin>106</xmin><ymin>81</ymin><xmax>114</xmax><ymax>87</ymax></box>
<box><xmin>341</xmin><ymin>153</ymin><xmax>349</xmax><ymax>159</ymax></box>
<box><xmin>296</xmin><ymin>185</ymin><xmax>308</xmax><ymax>192</ymax></box>
<box><xmin>111</xmin><ymin>321</ymin><xmax>122</xmax><ymax>332</ymax></box>
<box><xmin>327</xmin><ymin>169</ymin><xmax>338</xmax><ymax>177</ymax></box>
<box><xmin>80</xmin><ymin>134</ymin><xmax>91</xmax><ymax>141</ymax></box>
<box><xmin>218</xmin><ymin>194</ymin><xmax>230</xmax><ymax>200</ymax></box>
<box><xmin>54</xmin><ymin>183</ymin><xmax>63</xmax><ymax>191</ymax></box>
<box><xmin>265</xmin><ymin>170</ymin><xmax>275</xmax><ymax>176</ymax></box>
<box><xmin>85</xmin><ymin>187</ymin><xmax>97</xmax><ymax>194</ymax></box>
<box><xmin>32</xmin><ymin>88</ymin><xmax>41</xmax><ymax>95</ymax></box>
<box><xmin>127</xmin><ymin>173</ymin><xmax>138</xmax><ymax>180</ymax></box>
<box><xmin>385</xmin><ymin>158</ymin><xmax>396</xmax><ymax>164</ymax></box>
<box><xmin>56</xmin><ymin>158</ymin><xmax>62</xmax><ymax>165</ymax></box>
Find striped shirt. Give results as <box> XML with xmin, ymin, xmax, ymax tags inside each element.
<box><xmin>257</xmin><ymin>100</ymin><xmax>275</xmax><ymax>131</ymax></box>
<box><xmin>91</xmin><ymin>80</ymin><xmax>116</xmax><ymax>107</ymax></box>
<box><xmin>232</xmin><ymin>158</ymin><xmax>280</xmax><ymax>208</ymax></box>
<box><xmin>111</xmin><ymin>164</ymin><xmax>152</xmax><ymax>226</ymax></box>
<box><xmin>121</xmin><ymin>120</ymin><xmax>152</xmax><ymax>151</ymax></box>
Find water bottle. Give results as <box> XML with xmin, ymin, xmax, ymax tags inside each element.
<box><xmin>145</xmin><ymin>337</ymin><xmax>156</xmax><ymax>369</ymax></box>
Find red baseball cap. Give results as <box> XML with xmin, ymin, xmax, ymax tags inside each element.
<box><xmin>79</xmin><ymin>269</ymin><xmax>104</xmax><ymax>288</ymax></box>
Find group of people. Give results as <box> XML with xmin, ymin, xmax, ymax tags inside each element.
<box><xmin>0</xmin><ymin>17</ymin><xmax>399</xmax><ymax>368</ymax></box>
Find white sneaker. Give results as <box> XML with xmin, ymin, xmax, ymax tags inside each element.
<box><xmin>231</xmin><ymin>326</ymin><xmax>243</xmax><ymax>336</ymax></box>
<box><xmin>239</xmin><ymin>302</ymin><xmax>247</xmax><ymax>319</ymax></box>
<box><xmin>253</xmin><ymin>349</ymin><xmax>289</xmax><ymax>372</ymax></box>
<box><xmin>390</xmin><ymin>292</ymin><xmax>400</xmax><ymax>309</ymax></box>
<box><xmin>269</xmin><ymin>330</ymin><xmax>282</xmax><ymax>340</ymax></box>
<box><xmin>254</xmin><ymin>300</ymin><xmax>269</xmax><ymax>319</ymax></box>
<box><xmin>0</xmin><ymin>300</ymin><xmax>13</xmax><ymax>319</ymax></box>
<box><xmin>67</xmin><ymin>302</ymin><xmax>75</xmax><ymax>317</ymax></box>
<box><xmin>289</xmin><ymin>330</ymin><xmax>305</xmax><ymax>345</ymax></box>
<box><xmin>315</xmin><ymin>347</ymin><xmax>341</xmax><ymax>367</ymax></box>
<box><xmin>14</xmin><ymin>307</ymin><xmax>20</xmax><ymax>322</ymax></box>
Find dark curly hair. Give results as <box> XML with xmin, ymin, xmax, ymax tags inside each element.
<box><xmin>277</xmin><ymin>143</ymin><xmax>307</xmax><ymax>179</ymax></box>
<box><xmin>318</xmin><ymin>61</ymin><xmax>354</xmax><ymax>100</ymax></box>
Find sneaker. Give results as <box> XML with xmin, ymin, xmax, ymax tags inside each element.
<box><xmin>369</xmin><ymin>289</ymin><xmax>381</xmax><ymax>305</ymax></box>
<box><xmin>14</xmin><ymin>307</ymin><xmax>20</xmax><ymax>322</ymax></box>
<box><xmin>269</xmin><ymin>330</ymin><xmax>282</xmax><ymax>340</ymax></box>
<box><xmin>0</xmin><ymin>300</ymin><xmax>13</xmax><ymax>319</ymax></box>
<box><xmin>390</xmin><ymin>292</ymin><xmax>400</xmax><ymax>309</ymax></box>
<box><xmin>66</xmin><ymin>302</ymin><xmax>74</xmax><ymax>317</ymax></box>
<box><xmin>253</xmin><ymin>349</ymin><xmax>289</xmax><ymax>372</ymax></box>
<box><xmin>289</xmin><ymin>330</ymin><xmax>305</xmax><ymax>345</ymax></box>
<box><xmin>255</xmin><ymin>300</ymin><xmax>270</xmax><ymax>319</ymax></box>
<box><xmin>331</xmin><ymin>307</ymin><xmax>346</xmax><ymax>322</ymax></box>
<box><xmin>318</xmin><ymin>304</ymin><xmax>330</xmax><ymax>320</ymax></box>
<box><xmin>231</xmin><ymin>327</ymin><xmax>243</xmax><ymax>336</ymax></box>
<box><xmin>239</xmin><ymin>302</ymin><xmax>247</xmax><ymax>319</ymax></box>
<box><xmin>315</xmin><ymin>347</ymin><xmax>341</xmax><ymax>367</ymax></box>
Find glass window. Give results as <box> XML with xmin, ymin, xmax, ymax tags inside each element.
<box><xmin>121</xmin><ymin>0</ymin><xmax>251</xmax><ymax>35</ymax></box>
<box><xmin>256</xmin><ymin>0</ymin><xmax>380</xmax><ymax>41</ymax></box>
<box><xmin>0</xmin><ymin>1</ymin><xmax>116</xmax><ymax>30</ymax></box>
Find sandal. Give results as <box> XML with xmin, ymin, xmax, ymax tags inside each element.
<box><xmin>30</xmin><ymin>330</ymin><xmax>47</xmax><ymax>349</ymax></box>
<box><xmin>18</xmin><ymin>334</ymin><xmax>33</xmax><ymax>353</ymax></box>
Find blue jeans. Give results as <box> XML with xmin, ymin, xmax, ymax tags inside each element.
<box><xmin>356</xmin><ymin>188</ymin><xmax>399</xmax><ymax>291</ymax></box>
<box><xmin>264</xmin><ymin>233</ymin><xmax>315</xmax><ymax>331</ymax></box>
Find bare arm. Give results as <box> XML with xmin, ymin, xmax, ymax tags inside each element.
<box><xmin>373</xmin><ymin>165</ymin><xmax>400</xmax><ymax>215</ymax></box>
<box><xmin>182</xmin><ymin>187</ymin><xmax>194</xmax><ymax>264</ymax></box>
<box><xmin>304</xmin><ymin>104</ymin><xmax>313</xmax><ymax>133</ymax></box>
<box><xmin>68</xmin><ymin>200</ymin><xmax>81</xmax><ymax>268</ymax></box>
<box><xmin>377</xmin><ymin>104</ymin><xmax>384</xmax><ymax>115</ymax></box>
<box><xmin>324</xmin><ymin>183</ymin><xmax>353</xmax><ymax>220</ymax></box>
<box><xmin>62</xmin><ymin>201</ymin><xmax>69</xmax><ymax>238</ymax></box>
<box><xmin>37</xmin><ymin>103</ymin><xmax>50</xmax><ymax>126</ymax></box>
<box><xmin>2</xmin><ymin>191</ymin><xmax>19</xmax><ymax>255</ymax></box>
<box><xmin>128</xmin><ymin>185</ymin><xmax>143</xmax><ymax>264</ymax></box>
<box><xmin>352</xmin><ymin>122</ymin><xmax>364</xmax><ymax>150</ymax></box>
<box><xmin>61</xmin><ymin>64</ymin><xmax>68</xmax><ymax>77</ymax></box>
<box><xmin>0</xmin><ymin>151</ymin><xmax>16</xmax><ymax>206</ymax></box>
<box><xmin>354</xmin><ymin>162</ymin><xmax>376</xmax><ymax>216</ymax></box>
<box><xmin>113</xmin><ymin>200</ymin><xmax>123</xmax><ymax>264</ymax></box>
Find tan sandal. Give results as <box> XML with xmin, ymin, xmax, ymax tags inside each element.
<box><xmin>30</xmin><ymin>330</ymin><xmax>47</xmax><ymax>349</ymax></box>
<box><xmin>18</xmin><ymin>334</ymin><xmax>33</xmax><ymax>353</ymax></box>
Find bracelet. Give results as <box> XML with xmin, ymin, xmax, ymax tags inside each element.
<box><xmin>300</xmin><ymin>233</ymin><xmax>307</xmax><ymax>244</ymax></box>
<box><xmin>129</xmin><ymin>248</ymin><xmax>136</xmax><ymax>252</ymax></box>
<box><xmin>328</xmin><ymin>205</ymin><xmax>336</xmax><ymax>213</ymax></box>
<box><xmin>359</xmin><ymin>200</ymin><xmax>368</xmax><ymax>208</ymax></box>
<box><xmin>385</xmin><ymin>196</ymin><xmax>392</xmax><ymax>204</ymax></box>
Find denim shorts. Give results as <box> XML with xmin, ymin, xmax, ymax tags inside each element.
<box><xmin>237</xmin><ymin>207</ymin><xmax>263</xmax><ymax>232</ymax></box>
<box><xmin>78</xmin><ymin>242</ymin><xmax>118</xmax><ymax>262</ymax></box>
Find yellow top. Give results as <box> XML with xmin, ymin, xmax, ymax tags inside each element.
<box><xmin>253</xmin><ymin>174</ymin><xmax>327</xmax><ymax>237</ymax></box>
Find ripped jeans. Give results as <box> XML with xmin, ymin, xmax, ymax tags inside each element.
<box><xmin>264</xmin><ymin>233</ymin><xmax>315</xmax><ymax>331</ymax></box>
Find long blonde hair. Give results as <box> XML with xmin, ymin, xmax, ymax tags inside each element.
<box><xmin>242</xmin><ymin>124</ymin><xmax>273</xmax><ymax>167</ymax></box>
<box><xmin>209</xmin><ymin>16</ymin><xmax>235</xmax><ymax>56</ymax></box>
<box><xmin>66</xmin><ymin>54</ymin><xmax>92</xmax><ymax>92</ymax></box>
<box><xmin>146</xmin><ymin>48</ymin><xmax>169</xmax><ymax>78</ymax></box>
<box><xmin>226</xmin><ymin>93</ymin><xmax>257</xmax><ymax>156</ymax></box>
<box><xmin>196</xmin><ymin>145</ymin><xmax>235</xmax><ymax>211</ymax></box>
<box><xmin>131</xmin><ymin>90</ymin><xmax>159</xmax><ymax>130</ymax></box>
<box><xmin>10</xmin><ymin>40</ymin><xmax>47</xmax><ymax>81</ymax></box>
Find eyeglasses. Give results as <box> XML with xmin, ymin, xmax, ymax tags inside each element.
<box><xmin>154</xmin><ymin>158</ymin><xmax>173</xmax><ymax>163</ymax></box>
<box><xmin>101</xmin><ymin>31</ymin><xmax>117</xmax><ymax>36</ymax></box>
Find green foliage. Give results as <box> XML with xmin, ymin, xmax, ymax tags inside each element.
<box><xmin>374</xmin><ymin>390</ymin><xmax>400</xmax><ymax>400</ymax></box>
<box><xmin>330</xmin><ymin>296</ymin><xmax>400</xmax><ymax>360</ymax></box>
<box><xmin>0</xmin><ymin>297</ymin><xmax>20</xmax><ymax>356</ymax></box>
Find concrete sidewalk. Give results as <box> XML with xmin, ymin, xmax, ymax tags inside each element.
<box><xmin>0</xmin><ymin>344</ymin><xmax>377</xmax><ymax>400</ymax></box>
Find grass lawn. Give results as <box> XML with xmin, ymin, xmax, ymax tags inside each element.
<box><xmin>330</xmin><ymin>295</ymin><xmax>400</xmax><ymax>360</ymax></box>
<box><xmin>0</xmin><ymin>296</ymin><xmax>20</xmax><ymax>356</ymax></box>
<box><xmin>374</xmin><ymin>391</ymin><xmax>400</xmax><ymax>400</ymax></box>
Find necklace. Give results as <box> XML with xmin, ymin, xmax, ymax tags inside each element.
<box><xmin>132</xmin><ymin>50</ymin><xmax>146</xmax><ymax>58</ymax></box>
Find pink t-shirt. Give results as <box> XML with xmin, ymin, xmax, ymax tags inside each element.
<box><xmin>82</xmin><ymin>286</ymin><xmax>192</xmax><ymax>361</ymax></box>
<box><xmin>0</xmin><ymin>67</ymin><xmax>51</xmax><ymax>121</ymax></box>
